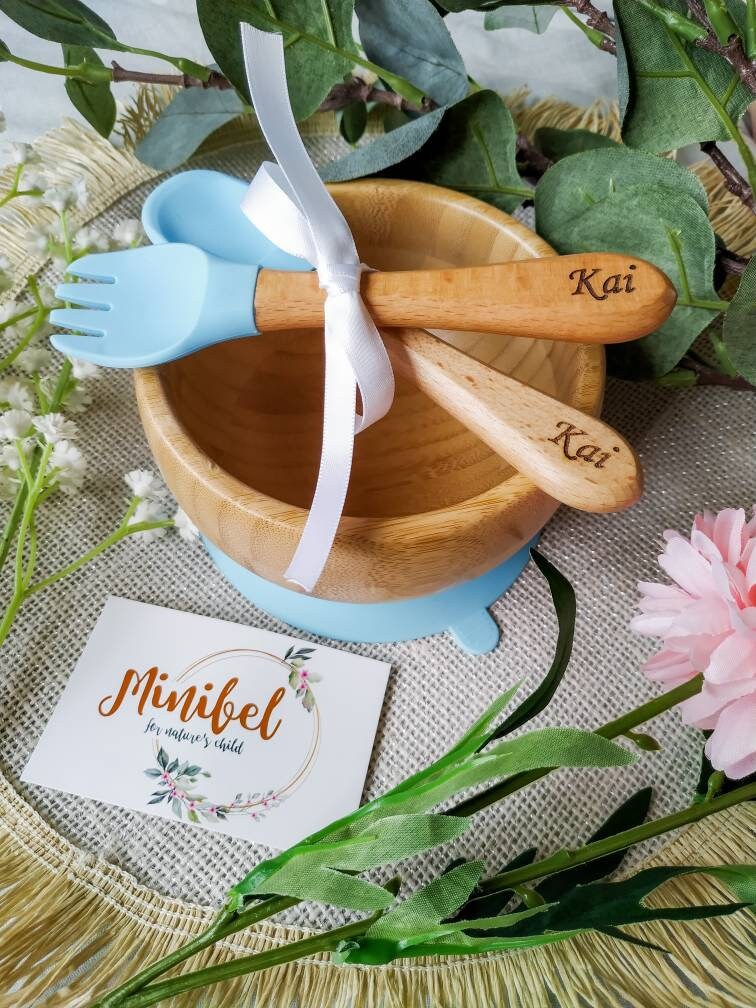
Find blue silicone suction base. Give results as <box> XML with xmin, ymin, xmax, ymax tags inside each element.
<box><xmin>204</xmin><ymin>536</ymin><xmax>538</xmax><ymax>654</ymax></box>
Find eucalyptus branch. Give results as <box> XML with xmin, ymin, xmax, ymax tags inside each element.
<box><xmin>557</xmin><ymin>0</ymin><xmax>616</xmax><ymax>40</ymax></box>
<box><xmin>558</xmin><ymin>2</ymin><xmax>616</xmax><ymax>54</ymax></box>
<box><xmin>687</xmin><ymin>0</ymin><xmax>756</xmax><ymax>94</ymax></box>
<box><xmin>701</xmin><ymin>140</ymin><xmax>756</xmax><ymax>212</ymax></box>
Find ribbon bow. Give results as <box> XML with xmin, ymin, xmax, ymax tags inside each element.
<box><xmin>239</xmin><ymin>24</ymin><xmax>395</xmax><ymax>593</ymax></box>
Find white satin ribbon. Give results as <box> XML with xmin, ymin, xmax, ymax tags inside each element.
<box><xmin>239</xmin><ymin>24</ymin><xmax>394</xmax><ymax>592</ymax></box>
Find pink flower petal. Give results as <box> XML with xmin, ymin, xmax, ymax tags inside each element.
<box><xmin>712</xmin><ymin>508</ymin><xmax>746</xmax><ymax>565</ymax></box>
<box><xmin>680</xmin><ymin>679</ymin><xmax>754</xmax><ymax>729</ymax></box>
<box><xmin>643</xmin><ymin>649</ymin><xmax>696</xmax><ymax>686</ymax></box>
<box><xmin>704</xmin><ymin>692</ymin><xmax>756</xmax><ymax>779</ymax></box>
<box><xmin>659</xmin><ymin>537</ymin><xmax>717</xmax><ymax>597</ymax></box>
<box><xmin>705</xmin><ymin>632</ymin><xmax>756</xmax><ymax>684</ymax></box>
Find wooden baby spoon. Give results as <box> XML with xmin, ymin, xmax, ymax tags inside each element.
<box><xmin>256</xmin><ymin>252</ymin><xmax>676</xmax><ymax>344</ymax></box>
<box><xmin>381</xmin><ymin>327</ymin><xmax>642</xmax><ymax>513</ymax></box>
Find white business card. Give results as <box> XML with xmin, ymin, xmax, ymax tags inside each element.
<box><xmin>23</xmin><ymin>596</ymin><xmax>391</xmax><ymax>849</ymax></box>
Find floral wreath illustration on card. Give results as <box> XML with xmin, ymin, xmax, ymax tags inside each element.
<box><xmin>143</xmin><ymin>646</ymin><xmax>321</xmax><ymax>824</ymax></box>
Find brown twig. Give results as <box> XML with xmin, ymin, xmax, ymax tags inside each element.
<box><xmin>516</xmin><ymin>134</ymin><xmax>553</xmax><ymax>180</ymax></box>
<box><xmin>687</xmin><ymin>1</ymin><xmax>756</xmax><ymax>95</ymax></box>
<box><xmin>562</xmin><ymin>0</ymin><xmax>616</xmax><ymax>38</ymax></box>
<box><xmin>680</xmin><ymin>354</ymin><xmax>756</xmax><ymax>390</ymax></box>
<box><xmin>718</xmin><ymin>248</ymin><xmax>749</xmax><ymax>277</ymax></box>
<box><xmin>110</xmin><ymin>63</ymin><xmax>428</xmax><ymax>114</ymax></box>
<box><xmin>111</xmin><ymin>61</ymin><xmax>233</xmax><ymax>90</ymax></box>
<box><xmin>701</xmin><ymin>140</ymin><xmax>756</xmax><ymax>213</ymax></box>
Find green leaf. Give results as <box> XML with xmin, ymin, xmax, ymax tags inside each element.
<box><xmin>356</xmin><ymin>0</ymin><xmax>467</xmax><ymax>106</ymax></box>
<box><xmin>395</xmin><ymin>90</ymin><xmax>532</xmax><ymax>212</ymax></box>
<box><xmin>723</xmin><ymin>256</ymin><xmax>756</xmax><ymax>383</ymax></box>
<box><xmin>487</xmin><ymin>549</ymin><xmax>575</xmax><ymax>743</ymax></box>
<box><xmin>196</xmin><ymin>0</ymin><xmax>357</xmax><ymax>121</ymax></box>
<box><xmin>230</xmin><ymin>813</ymin><xmax>470</xmax><ymax>908</ymax></box>
<box><xmin>0</xmin><ymin>39</ymin><xmax>9</xmax><ymax>61</ymax></box>
<box><xmin>535</xmin><ymin>148</ymin><xmax>719</xmax><ymax>378</ymax></box>
<box><xmin>369</xmin><ymin>861</ymin><xmax>485</xmax><ymax>940</ymax></box>
<box><xmin>534</xmin><ymin>126</ymin><xmax>619</xmax><ymax>162</ymax></box>
<box><xmin>320</xmin><ymin>105</ymin><xmax>447</xmax><ymax>181</ymax></box>
<box><xmin>450</xmin><ymin>847</ymin><xmax>540</xmax><ymax>922</ymax></box>
<box><xmin>156</xmin><ymin>747</ymin><xmax>168</xmax><ymax>769</ymax></box>
<box><xmin>63</xmin><ymin>46</ymin><xmax>116</xmax><ymax>137</ymax></box>
<box><xmin>535</xmin><ymin>146</ymin><xmax>709</xmax><ymax>231</ymax></box>
<box><xmin>338</xmin><ymin>102</ymin><xmax>367</xmax><ymax>145</ymax></box>
<box><xmin>136</xmin><ymin>86</ymin><xmax>246</xmax><ymax>170</ymax></box>
<box><xmin>535</xmin><ymin>787</ymin><xmax>653</xmax><ymax>902</ymax></box>
<box><xmin>494</xmin><ymin>864</ymin><xmax>756</xmax><ymax>939</ymax></box>
<box><xmin>615</xmin><ymin>0</ymin><xmax>752</xmax><ymax>150</ymax></box>
<box><xmin>484</xmin><ymin>4</ymin><xmax>557</xmax><ymax>33</ymax></box>
<box><xmin>0</xmin><ymin>0</ymin><xmax>123</xmax><ymax>48</ymax></box>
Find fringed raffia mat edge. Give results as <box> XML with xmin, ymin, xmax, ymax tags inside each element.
<box><xmin>1</xmin><ymin>773</ymin><xmax>754</xmax><ymax>1008</ymax></box>
<box><xmin>1</xmin><ymin>94</ymin><xmax>755</xmax><ymax>1008</ymax></box>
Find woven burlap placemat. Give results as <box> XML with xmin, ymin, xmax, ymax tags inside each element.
<box><xmin>0</xmin><ymin>103</ymin><xmax>754</xmax><ymax>1007</ymax></box>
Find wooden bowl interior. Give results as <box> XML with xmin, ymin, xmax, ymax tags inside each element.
<box><xmin>160</xmin><ymin>182</ymin><xmax>593</xmax><ymax>520</ymax></box>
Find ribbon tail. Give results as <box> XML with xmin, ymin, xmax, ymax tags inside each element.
<box><xmin>284</xmin><ymin>321</ymin><xmax>357</xmax><ymax>592</ymax></box>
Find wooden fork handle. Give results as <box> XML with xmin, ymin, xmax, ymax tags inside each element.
<box><xmin>382</xmin><ymin>328</ymin><xmax>643</xmax><ymax>513</ymax></box>
<box><xmin>254</xmin><ymin>253</ymin><xmax>676</xmax><ymax>344</ymax></box>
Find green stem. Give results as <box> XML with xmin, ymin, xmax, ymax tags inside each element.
<box><xmin>115</xmin><ymin>914</ymin><xmax>380</xmax><ymax>1008</ymax></box>
<box><xmin>96</xmin><ymin>897</ymin><xmax>297</xmax><ymax>1008</ymax></box>
<box><xmin>0</xmin><ymin>306</ymin><xmax>38</xmax><ymax>335</ymax></box>
<box><xmin>453</xmin><ymin>675</ymin><xmax>703</xmax><ymax>816</ymax></box>
<box><xmin>0</xmin><ymin>164</ymin><xmax>24</xmax><ymax>207</ymax></box>
<box><xmin>0</xmin><ymin>353</ymin><xmax>72</xmax><ymax>580</ymax></box>
<box><xmin>477</xmin><ymin>779</ymin><xmax>756</xmax><ymax>895</ymax></box>
<box><xmin>0</xmin><ymin>306</ymin><xmax>47</xmax><ymax>373</ymax></box>
<box><xmin>26</xmin><ymin>520</ymin><xmax>174</xmax><ymax>596</ymax></box>
<box><xmin>668</xmin><ymin>30</ymin><xmax>756</xmax><ymax>194</ymax></box>
<box><xmin>14</xmin><ymin>443</ymin><xmax>51</xmax><ymax>595</ymax></box>
<box><xmin>560</xmin><ymin>6</ymin><xmax>608</xmax><ymax>49</ymax></box>
<box><xmin>747</xmin><ymin>0</ymin><xmax>756</xmax><ymax>59</ymax></box>
<box><xmin>4</xmin><ymin>51</ymin><xmax>109</xmax><ymax>81</ymax></box>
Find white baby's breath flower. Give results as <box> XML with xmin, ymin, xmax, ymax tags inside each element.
<box><xmin>0</xmin><ymin>409</ymin><xmax>32</xmax><ymax>439</ymax></box>
<box><xmin>48</xmin><ymin>439</ymin><xmax>86</xmax><ymax>494</ymax></box>
<box><xmin>23</xmin><ymin>168</ymin><xmax>47</xmax><ymax>194</ymax></box>
<box><xmin>73</xmin><ymin>225</ymin><xmax>108</xmax><ymax>254</ymax></box>
<box><xmin>25</xmin><ymin>221</ymin><xmax>54</xmax><ymax>256</ymax></box>
<box><xmin>44</xmin><ymin>177</ymin><xmax>87</xmax><ymax>214</ymax></box>
<box><xmin>16</xmin><ymin>345</ymin><xmax>52</xmax><ymax>375</ymax></box>
<box><xmin>69</xmin><ymin>357</ymin><xmax>99</xmax><ymax>380</ymax></box>
<box><xmin>0</xmin><ymin>379</ymin><xmax>34</xmax><ymax>412</ymax></box>
<box><xmin>112</xmin><ymin>218</ymin><xmax>144</xmax><ymax>247</ymax></box>
<box><xmin>35</xmin><ymin>283</ymin><xmax>58</xmax><ymax>309</ymax></box>
<box><xmin>128</xmin><ymin>498</ymin><xmax>167</xmax><ymax>541</ymax></box>
<box><xmin>0</xmin><ymin>439</ymin><xmax>32</xmax><ymax>471</ymax></box>
<box><xmin>33</xmin><ymin>412</ymin><xmax>78</xmax><ymax>444</ymax></box>
<box><xmin>174</xmin><ymin>507</ymin><xmax>199</xmax><ymax>542</ymax></box>
<box><xmin>63</xmin><ymin>383</ymin><xmax>91</xmax><ymax>414</ymax></box>
<box><xmin>124</xmin><ymin>468</ymin><xmax>163</xmax><ymax>500</ymax></box>
<box><xmin>8</xmin><ymin>142</ymin><xmax>39</xmax><ymax>166</ymax></box>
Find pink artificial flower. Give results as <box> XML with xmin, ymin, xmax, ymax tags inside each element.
<box><xmin>631</xmin><ymin>507</ymin><xmax>756</xmax><ymax>779</ymax></box>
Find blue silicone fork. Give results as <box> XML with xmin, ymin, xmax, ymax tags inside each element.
<box><xmin>50</xmin><ymin>244</ymin><xmax>263</xmax><ymax>368</ymax></box>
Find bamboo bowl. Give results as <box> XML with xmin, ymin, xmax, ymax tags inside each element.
<box><xmin>135</xmin><ymin>179</ymin><xmax>604</xmax><ymax>604</ymax></box>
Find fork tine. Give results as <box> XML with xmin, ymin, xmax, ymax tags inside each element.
<box><xmin>65</xmin><ymin>252</ymin><xmax>120</xmax><ymax>282</ymax></box>
<box><xmin>55</xmin><ymin>283</ymin><xmax>114</xmax><ymax>309</ymax></box>
<box><xmin>50</xmin><ymin>330</ymin><xmax>110</xmax><ymax>363</ymax></box>
<box><xmin>49</xmin><ymin>307</ymin><xmax>108</xmax><ymax>337</ymax></box>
